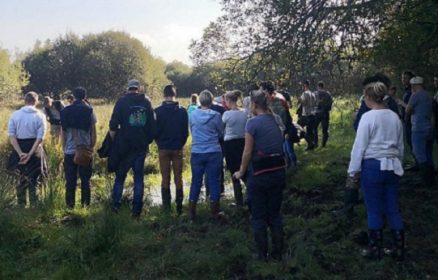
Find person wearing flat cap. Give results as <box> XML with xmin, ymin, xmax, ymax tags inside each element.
<box><xmin>405</xmin><ymin>76</ymin><xmax>435</xmax><ymax>184</ymax></box>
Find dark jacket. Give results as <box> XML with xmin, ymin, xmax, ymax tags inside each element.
<box><xmin>154</xmin><ymin>101</ymin><xmax>189</xmax><ymax>150</ymax></box>
<box><xmin>353</xmin><ymin>95</ymin><xmax>400</xmax><ymax>131</ymax></box>
<box><xmin>60</xmin><ymin>100</ymin><xmax>93</xmax><ymax>131</ymax></box>
<box><xmin>109</xmin><ymin>93</ymin><xmax>156</xmax><ymax>155</ymax></box>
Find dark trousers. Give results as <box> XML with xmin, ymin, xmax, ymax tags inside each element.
<box><xmin>298</xmin><ymin>115</ymin><xmax>316</xmax><ymax>148</ymax></box>
<box><xmin>16</xmin><ymin>156</ymin><xmax>41</xmax><ymax>206</ymax></box>
<box><xmin>314</xmin><ymin>111</ymin><xmax>330</xmax><ymax>147</ymax></box>
<box><xmin>248</xmin><ymin>170</ymin><xmax>285</xmax><ymax>232</ymax></box>
<box><xmin>64</xmin><ymin>154</ymin><xmax>92</xmax><ymax>208</ymax></box>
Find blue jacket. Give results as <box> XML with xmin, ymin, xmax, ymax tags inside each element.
<box><xmin>190</xmin><ymin>108</ymin><xmax>223</xmax><ymax>154</ymax></box>
<box><xmin>154</xmin><ymin>101</ymin><xmax>189</xmax><ymax>150</ymax></box>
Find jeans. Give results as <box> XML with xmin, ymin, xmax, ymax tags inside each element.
<box><xmin>314</xmin><ymin>111</ymin><xmax>330</xmax><ymax>147</ymax></box>
<box><xmin>158</xmin><ymin>149</ymin><xmax>183</xmax><ymax>189</ymax></box>
<box><xmin>189</xmin><ymin>152</ymin><xmax>222</xmax><ymax>202</ymax></box>
<box><xmin>248</xmin><ymin>170</ymin><xmax>285</xmax><ymax>232</ymax></box>
<box><xmin>412</xmin><ymin>129</ymin><xmax>434</xmax><ymax>166</ymax></box>
<box><xmin>361</xmin><ymin>159</ymin><xmax>403</xmax><ymax>230</ymax></box>
<box><xmin>112</xmin><ymin>153</ymin><xmax>146</xmax><ymax>215</ymax></box>
<box><xmin>64</xmin><ymin>154</ymin><xmax>92</xmax><ymax>208</ymax></box>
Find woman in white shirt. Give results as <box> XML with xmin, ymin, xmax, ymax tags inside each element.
<box><xmin>348</xmin><ymin>82</ymin><xmax>405</xmax><ymax>261</ymax></box>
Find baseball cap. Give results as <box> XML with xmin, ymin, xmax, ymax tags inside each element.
<box><xmin>127</xmin><ymin>79</ymin><xmax>140</xmax><ymax>89</ymax></box>
<box><xmin>409</xmin><ymin>76</ymin><xmax>424</xmax><ymax>85</ymax></box>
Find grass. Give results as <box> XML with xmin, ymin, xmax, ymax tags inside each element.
<box><xmin>0</xmin><ymin>98</ymin><xmax>437</xmax><ymax>279</ymax></box>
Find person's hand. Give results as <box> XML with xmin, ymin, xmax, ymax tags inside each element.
<box><xmin>19</xmin><ymin>154</ymin><xmax>31</xmax><ymax>165</ymax></box>
<box><xmin>233</xmin><ymin>171</ymin><xmax>243</xmax><ymax>180</ymax></box>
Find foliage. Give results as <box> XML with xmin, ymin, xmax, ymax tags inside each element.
<box><xmin>0</xmin><ymin>48</ymin><xmax>28</xmax><ymax>101</ymax></box>
<box><xmin>190</xmin><ymin>0</ymin><xmax>437</xmax><ymax>94</ymax></box>
<box><xmin>23</xmin><ymin>31</ymin><xmax>169</xmax><ymax>99</ymax></box>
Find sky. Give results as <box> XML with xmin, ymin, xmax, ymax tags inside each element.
<box><xmin>0</xmin><ymin>0</ymin><xmax>222</xmax><ymax>65</ymax></box>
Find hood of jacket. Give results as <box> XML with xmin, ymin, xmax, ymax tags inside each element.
<box><xmin>191</xmin><ymin>108</ymin><xmax>219</xmax><ymax>125</ymax></box>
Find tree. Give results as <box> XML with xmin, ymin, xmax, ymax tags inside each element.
<box><xmin>0</xmin><ymin>48</ymin><xmax>28</xmax><ymax>101</ymax></box>
<box><xmin>23</xmin><ymin>31</ymin><xmax>169</xmax><ymax>99</ymax></box>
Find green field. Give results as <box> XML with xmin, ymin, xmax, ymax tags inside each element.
<box><xmin>0</xmin><ymin>98</ymin><xmax>437</xmax><ymax>279</ymax></box>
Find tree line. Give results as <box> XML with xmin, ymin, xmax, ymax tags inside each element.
<box><xmin>0</xmin><ymin>0</ymin><xmax>437</xmax><ymax>101</ymax></box>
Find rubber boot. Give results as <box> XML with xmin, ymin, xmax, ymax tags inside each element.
<box><xmin>189</xmin><ymin>201</ymin><xmax>196</xmax><ymax>221</ymax></box>
<box><xmin>175</xmin><ymin>188</ymin><xmax>184</xmax><ymax>215</ymax></box>
<box><xmin>270</xmin><ymin>227</ymin><xmax>284</xmax><ymax>261</ymax></box>
<box><xmin>232</xmin><ymin>179</ymin><xmax>244</xmax><ymax>207</ymax></box>
<box><xmin>389</xmin><ymin>229</ymin><xmax>405</xmax><ymax>261</ymax></box>
<box><xmin>361</xmin><ymin>229</ymin><xmax>382</xmax><ymax>260</ymax></box>
<box><xmin>161</xmin><ymin>188</ymin><xmax>171</xmax><ymax>211</ymax></box>
<box><xmin>254</xmin><ymin>229</ymin><xmax>268</xmax><ymax>261</ymax></box>
<box><xmin>210</xmin><ymin>201</ymin><xmax>224</xmax><ymax>220</ymax></box>
<box><xmin>66</xmin><ymin>187</ymin><xmax>75</xmax><ymax>209</ymax></box>
<box><xmin>81</xmin><ymin>187</ymin><xmax>91</xmax><ymax>207</ymax></box>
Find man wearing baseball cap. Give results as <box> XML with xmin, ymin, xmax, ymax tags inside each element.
<box><xmin>109</xmin><ymin>79</ymin><xmax>156</xmax><ymax>217</ymax></box>
<box><xmin>405</xmin><ymin>76</ymin><xmax>435</xmax><ymax>185</ymax></box>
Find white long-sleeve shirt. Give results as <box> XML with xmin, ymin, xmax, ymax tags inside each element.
<box><xmin>348</xmin><ymin>109</ymin><xmax>404</xmax><ymax>176</ymax></box>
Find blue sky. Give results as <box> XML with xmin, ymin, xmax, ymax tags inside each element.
<box><xmin>0</xmin><ymin>0</ymin><xmax>222</xmax><ymax>64</ymax></box>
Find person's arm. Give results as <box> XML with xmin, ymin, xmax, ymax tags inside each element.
<box><xmin>405</xmin><ymin>94</ymin><xmax>417</xmax><ymax>121</ymax></box>
<box><xmin>109</xmin><ymin>100</ymin><xmax>121</xmax><ymax>140</ymax></box>
<box><xmin>90</xmin><ymin>123</ymin><xmax>97</xmax><ymax>148</ymax></box>
<box><xmin>181</xmin><ymin>109</ymin><xmax>189</xmax><ymax>147</ymax></box>
<box><xmin>234</xmin><ymin>132</ymin><xmax>254</xmax><ymax>179</ymax></box>
<box><xmin>60</xmin><ymin>128</ymin><xmax>66</xmax><ymax>149</ymax></box>
<box><xmin>397</xmin><ymin>119</ymin><xmax>404</xmax><ymax>162</ymax></box>
<box><xmin>348</xmin><ymin>115</ymin><xmax>370</xmax><ymax>176</ymax></box>
<box><xmin>146</xmin><ymin>101</ymin><xmax>156</xmax><ymax>144</ymax></box>
<box><xmin>9</xmin><ymin>136</ymin><xmax>25</xmax><ymax>158</ymax></box>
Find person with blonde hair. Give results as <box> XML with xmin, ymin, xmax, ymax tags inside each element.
<box><xmin>348</xmin><ymin>82</ymin><xmax>405</xmax><ymax>261</ymax></box>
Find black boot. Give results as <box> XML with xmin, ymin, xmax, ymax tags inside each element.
<box><xmin>66</xmin><ymin>187</ymin><xmax>75</xmax><ymax>209</ymax></box>
<box><xmin>161</xmin><ymin>188</ymin><xmax>171</xmax><ymax>211</ymax></box>
<box><xmin>175</xmin><ymin>188</ymin><xmax>184</xmax><ymax>215</ymax></box>
<box><xmin>232</xmin><ymin>179</ymin><xmax>244</xmax><ymax>207</ymax></box>
<box><xmin>81</xmin><ymin>187</ymin><xmax>91</xmax><ymax>207</ymax></box>
<box><xmin>388</xmin><ymin>229</ymin><xmax>405</xmax><ymax>261</ymax></box>
<box><xmin>270</xmin><ymin>227</ymin><xmax>284</xmax><ymax>261</ymax></box>
<box><xmin>254</xmin><ymin>229</ymin><xmax>268</xmax><ymax>261</ymax></box>
<box><xmin>361</xmin><ymin>229</ymin><xmax>382</xmax><ymax>260</ymax></box>
<box><xmin>189</xmin><ymin>201</ymin><xmax>196</xmax><ymax>221</ymax></box>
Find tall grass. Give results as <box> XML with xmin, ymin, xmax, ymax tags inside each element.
<box><xmin>0</xmin><ymin>98</ymin><xmax>437</xmax><ymax>279</ymax></box>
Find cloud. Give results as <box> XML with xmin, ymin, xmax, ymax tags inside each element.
<box><xmin>132</xmin><ymin>24</ymin><xmax>201</xmax><ymax>65</ymax></box>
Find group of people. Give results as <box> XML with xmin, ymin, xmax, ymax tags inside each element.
<box><xmin>345</xmin><ymin>72</ymin><xmax>438</xmax><ymax>262</ymax></box>
<box><xmin>9</xmin><ymin>71</ymin><xmax>436</xmax><ymax>262</ymax></box>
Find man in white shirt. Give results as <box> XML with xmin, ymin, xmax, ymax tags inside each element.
<box><xmin>7</xmin><ymin>92</ymin><xmax>47</xmax><ymax>206</ymax></box>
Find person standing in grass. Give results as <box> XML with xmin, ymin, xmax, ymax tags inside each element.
<box><xmin>222</xmin><ymin>90</ymin><xmax>248</xmax><ymax>207</ymax></box>
<box><xmin>60</xmin><ymin>87</ymin><xmax>97</xmax><ymax>208</ymax></box>
<box><xmin>348</xmin><ymin>82</ymin><xmax>405</xmax><ymax>261</ymax></box>
<box><xmin>405</xmin><ymin>76</ymin><xmax>434</xmax><ymax>185</ymax></box>
<box><xmin>155</xmin><ymin>85</ymin><xmax>189</xmax><ymax>215</ymax></box>
<box><xmin>234</xmin><ymin>90</ymin><xmax>286</xmax><ymax>261</ymax></box>
<box><xmin>314</xmin><ymin>81</ymin><xmax>333</xmax><ymax>148</ymax></box>
<box><xmin>188</xmin><ymin>90</ymin><xmax>224</xmax><ymax>221</ymax></box>
<box><xmin>43</xmin><ymin>96</ymin><xmax>64</xmax><ymax>138</ymax></box>
<box><xmin>297</xmin><ymin>80</ymin><xmax>317</xmax><ymax>150</ymax></box>
<box><xmin>109</xmin><ymin>79</ymin><xmax>156</xmax><ymax>217</ymax></box>
<box><xmin>7</xmin><ymin>92</ymin><xmax>47</xmax><ymax>207</ymax></box>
